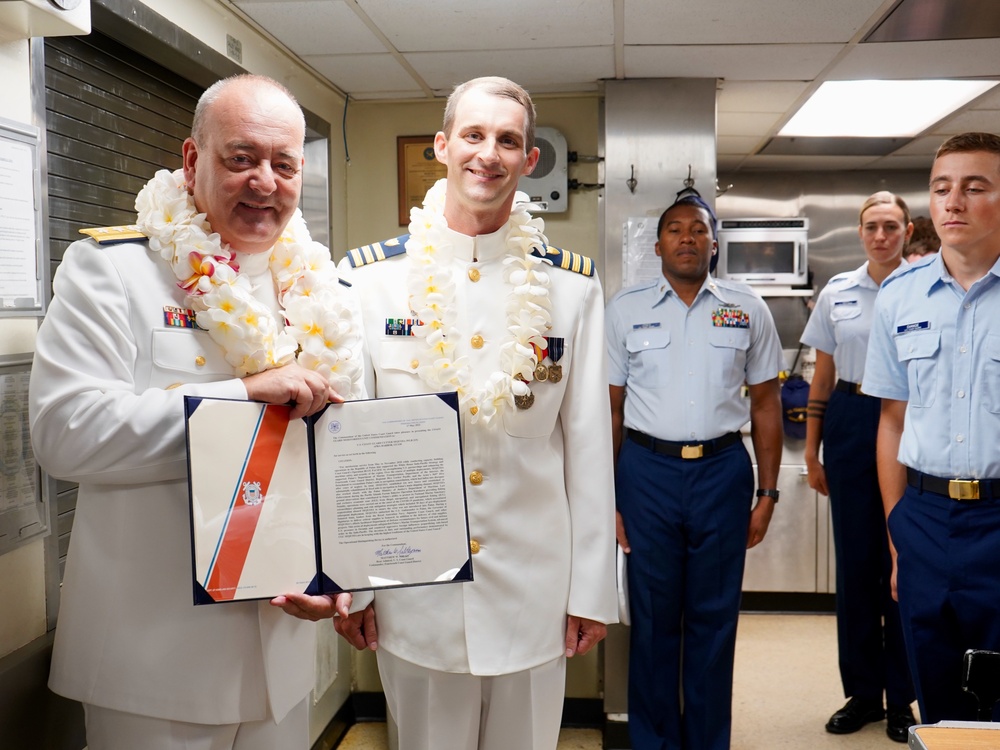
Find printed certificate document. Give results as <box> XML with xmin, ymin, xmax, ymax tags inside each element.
<box><xmin>185</xmin><ymin>393</ymin><xmax>471</xmax><ymax>604</ymax></box>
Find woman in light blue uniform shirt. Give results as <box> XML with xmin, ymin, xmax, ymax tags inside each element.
<box><xmin>800</xmin><ymin>191</ymin><xmax>917</xmax><ymax>743</ymax></box>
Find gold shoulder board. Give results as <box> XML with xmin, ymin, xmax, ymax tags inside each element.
<box><xmin>79</xmin><ymin>225</ymin><xmax>148</xmax><ymax>245</ymax></box>
<box><xmin>533</xmin><ymin>245</ymin><xmax>595</xmax><ymax>277</ymax></box>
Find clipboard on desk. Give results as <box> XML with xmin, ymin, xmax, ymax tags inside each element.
<box><xmin>185</xmin><ymin>393</ymin><xmax>473</xmax><ymax>603</ymax></box>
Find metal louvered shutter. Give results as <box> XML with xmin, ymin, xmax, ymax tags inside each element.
<box><xmin>42</xmin><ymin>31</ymin><xmax>202</xmax><ymax>582</ymax></box>
<box><xmin>44</xmin><ymin>30</ymin><xmax>201</xmax><ymax>282</ymax></box>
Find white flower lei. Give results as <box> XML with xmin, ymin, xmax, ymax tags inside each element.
<box><xmin>135</xmin><ymin>168</ymin><xmax>363</xmax><ymax>398</ymax></box>
<box><xmin>406</xmin><ymin>178</ymin><xmax>552</xmax><ymax>425</ymax></box>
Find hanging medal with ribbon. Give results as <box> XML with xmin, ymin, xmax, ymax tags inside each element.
<box><xmin>532</xmin><ymin>341</ymin><xmax>549</xmax><ymax>382</ymax></box>
<box><xmin>545</xmin><ymin>336</ymin><xmax>565</xmax><ymax>383</ymax></box>
<box><xmin>514</xmin><ymin>377</ymin><xmax>535</xmax><ymax>409</ymax></box>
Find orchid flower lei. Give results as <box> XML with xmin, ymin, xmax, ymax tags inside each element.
<box><xmin>135</xmin><ymin>168</ymin><xmax>363</xmax><ymax>399</ymax></box>
<box><xmin>405</xmin><ymin>178</ymin><xmax>552</xmax><ymax>425</ymax></box>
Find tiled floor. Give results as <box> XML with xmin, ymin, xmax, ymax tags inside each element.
<box><xmin>334</xmin><ymin>613</ymin><xmax>914</xmax><ymax>749</ymax></box>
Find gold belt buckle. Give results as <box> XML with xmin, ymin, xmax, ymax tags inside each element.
<box><xmin>949</xmin><ymin>479</ymin><xmax>980</xmax><ymax>501</ymax></box>
<box><xmin>681</xmin><ymin>444</ymin><xmax>704</xmax><ymax>460</ymax></box>
<box><xmin>854</xmin><ymin>382</ymin><xmax>864</xmax><ymax>395</ymax></box>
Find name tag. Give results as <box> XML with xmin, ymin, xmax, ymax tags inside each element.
<box><xmin>632</xmin><ymin>322</ymin><xmax>660</xmax><ymax>330</ymax></box>
<box><xmin>833</xmin><ymin>299</ymin><xmax>858</xmax><ymax>306</ymax></box>
<box><xmin>896</xmin><ymin>321</ymin><xmax>930</xmax><ymax>334</ymax></box>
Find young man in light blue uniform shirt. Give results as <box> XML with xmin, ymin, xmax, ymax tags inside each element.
<box><xmin>864</xmin><ymin>132</ymin><xmax>1000</xmax><ymax>723</ymax></box>
<box><xmin>606</xmin><ymin>195</ymin><xmax>784</xmax><ymax>750</ymax></box>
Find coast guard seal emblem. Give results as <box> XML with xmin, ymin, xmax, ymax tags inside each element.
<box><xmin>242</xmin><ymin>481</ymin><xmax>264</xmax><ymax>506</ymax></box>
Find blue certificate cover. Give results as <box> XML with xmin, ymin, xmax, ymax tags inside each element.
<box><xmin>185</xmin><ymin>393</ymin><xmax>472</xmax><ymax>604</ymax></box>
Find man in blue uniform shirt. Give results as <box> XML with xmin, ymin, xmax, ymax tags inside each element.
<box><xmin>606</xmin><ymin>195</ymin><xmax>784</xmax><ymax>750</ymax></box>
<box><xmin>864</xmin><ymin>131</ymin><xmax>1000</xmax><ymax>723</ymax></box>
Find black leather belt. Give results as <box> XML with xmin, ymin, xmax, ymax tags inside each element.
<box><xmin>907</xmin><ymin>467</ymin><xmax>1000</xmax><ymax>501</ymax></box>
<box><xmin>835</xmin><ymin>379</ymin><xmax>869</xmax><ymax>396</ymax></box>
<box><xmin>626</xmin><ymin>429</ymin><xmax>741</xmax><ymax>460</ymax></box>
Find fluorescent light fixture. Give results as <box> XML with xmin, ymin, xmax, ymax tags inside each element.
<box><xmin>779</xmin><ymin>79</ymin><xmax>998</xmax><ymax>138</ymax></box>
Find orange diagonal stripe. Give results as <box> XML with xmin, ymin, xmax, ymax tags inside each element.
<box><xmin>206</xmin><ymin>404</ymin><xmax>290</xmax><ymax>600</ymax></box>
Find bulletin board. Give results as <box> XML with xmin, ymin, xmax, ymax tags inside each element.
<box><xmin>0</xmin><ymin>353</ymin><xmax>47</xmax><ymax>556</ymax></box>
<box><xmin>0</xmin><ymin>117</ymin><xmax>45</xmax><ymax>316</ymax></box>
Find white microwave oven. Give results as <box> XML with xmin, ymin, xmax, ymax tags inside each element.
<box><xmin>716</xmin><ymin>218</ymin><xmax>809</xmax><ymax>286</ymax></box>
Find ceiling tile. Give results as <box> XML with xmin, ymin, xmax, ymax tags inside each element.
<box><xmin>717</xmin><ymin>81</ymin><xmax>811</xmax><ymax>113</ymax></box>
<box><xmin>234</xmin><ymin>0</ymin><xmax>385</xmax><ymax>55</ymax></box>
<box><xmin>718</xmin><ymin>111</ymin><xmax>784</xmax><ymax>137</ymax></box>
<box><xmin>356</xmin><ymin>0</ymin><xmax>613</xmax><ymax>52</ymax></box>
<box><xmin>717</xmin><ymin>135</ymin><xmax>767</xmax><ymax>155</ymax></box>
<box><xmin>828</xmin><ymin>38</ymin><xmax>1000</xmax><ymax>79</ymax></box>
<box><xmin>928</xmin><ymin>109</ymin><xmax>1000</xmax><ymax>135</ymax></box>
<box><xmin>625</xmin><ymin>0</ymin><xmax>886</xmax><ymax>44</ymax></box>
<box><xmin>404</xmin><ymin>48</ymin><xmax>615</xmax><ymax>93</ymax></box>
<box><xmin>303</xmin><ymin>53</ymin><xmax>423</xmax><ymax>94</ymax></box>
<box><xmin>625</xmin><ymin>44</ymin><xmax>842</xmax><ymax>81</ymax></box>
<box><xmin>738</xmin><ymin>154</ymin><xmax>881</xmax><ymax>170</ymax></box>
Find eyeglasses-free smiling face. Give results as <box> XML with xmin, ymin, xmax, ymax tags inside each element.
<box><xmin>182</xmin><ymin>82</ymin><xmax>305</xmax><ymax>255</ymax></box>
<box><xmin>930</xmin><ymin>150</ymin><xmax>1000</xmax><ymax>258</ymax></box>
<box><xmin>434</xmin><ymin>86</ymin><xmax>539</xmax><ymax>236</ymax></box>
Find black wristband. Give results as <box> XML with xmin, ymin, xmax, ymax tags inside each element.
<box><xmin>755</xmin><ymin>488</ymin><xmax>780</xmax><ymax>502</ymax></box>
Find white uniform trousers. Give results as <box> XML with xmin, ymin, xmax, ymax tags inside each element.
<box><xmin>82</xmin><ymin>697</ymin><xmax>309</xmax><ymax>750</ymax></box>
<box><xmin>378</xmin><ymin>650</ymin><xmax>567</xmax><ymax>750</ymax></box>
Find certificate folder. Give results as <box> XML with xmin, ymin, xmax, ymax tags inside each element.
<box><xmin>185</xmin><ymin>393</ymin><xmax>472</xmax><ymax>604</ymax></box>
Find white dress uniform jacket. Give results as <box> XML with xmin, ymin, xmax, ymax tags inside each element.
<box><xmin>29</xmin><ymin>238</ymin><xmax>333</xmax><ymax>725</ymax></box>
<box><xmin>340</xmin><ymin>227</ymin><xmax>617</xmax><ymax>675</ymax></box>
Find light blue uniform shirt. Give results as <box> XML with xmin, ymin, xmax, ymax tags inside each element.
<box><xmin>606</xmin><ymin>274</ymin><xmax>783</xmax><ymax>441</ymax></box>
<box><xmin>800</xmin><ymin>260</ymin><xmax>907</xmax><ymax>383</ymax></box>
<box><xmin>864</xmin><ymin>252</ymin><xmax>1000</xmax><ymax>478</ymax></box>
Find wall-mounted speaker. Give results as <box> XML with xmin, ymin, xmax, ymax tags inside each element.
<box><xmin>521</xmin><ymin>126</ymin><xmax>567</xmax><ymax>213</ymax></box>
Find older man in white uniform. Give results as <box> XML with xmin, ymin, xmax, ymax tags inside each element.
<box><xmin>29</xmin><ymin>75</ymin><xmax>363</xmax><ymax>749</ymax></box>
<box><xmin>333</xmin><ymin>76</ymin><xmax>618</xmax><ymax>750</ymax></box>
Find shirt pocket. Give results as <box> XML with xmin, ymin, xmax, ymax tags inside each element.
<box><xmin>894</xmin><ymin>330</ymin><xmax>940</xmax><ymax>408</ymax></box>
<box><xmin>376</xmin><ymin>339</ymin><xmax>428</xmax><ymax>392</ymax></box>
<box><xmin>983</xmin><ymin>334</ymin><xmax>1000</xmax><ymax>414</ymax></box>
<box><xmin>150</xmin><ymin>329</ymin><xmax>232</xmax><ymax>387</ymax></box>
<box><xmin>503</xmin><ymin>340</ymin><xmax>571</xmax><ymax>439</ymax></box>
<box><xmin>708</xmin><ymin>327</ymin><xmax>751</xmax><ymax>388</ymax></box>
<box><xmin>624</xmin><ymin>328</ymin><xmax>671</xmax><ymax>389</ymax></box>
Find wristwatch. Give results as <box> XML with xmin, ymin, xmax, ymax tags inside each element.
<box><xmin>755</xmin><ymin>488</ymin><xmax>780</xmax><ymax>502</ymax></box>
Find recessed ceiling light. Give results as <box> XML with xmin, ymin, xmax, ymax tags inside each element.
<box><xmin>779</xmin><ymin>79</ymin><xmax>998</xmax><ymax>138</ymax></box>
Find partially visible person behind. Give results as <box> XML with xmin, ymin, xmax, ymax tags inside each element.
<box><xmin>29</xmin><ymin>74</ymin><xmax>363</xmax><ymax>749</ymax></box>
<box><xmin>903</xmin><ymin>215</ymin><xmax>940</xmax><ymax>261</ymax></box>
<box><xmin>606</xmin><ymin>195</ymin><xmax>784</xmax><ymax>750</ymax></box>
<box><xmin>864</xmin><ymin>132</ymin><xmax>1000</xmax><ymax>723</ymax></box>
<box><xmin>333</xmin><ymin>76</ymin><xmax>617</xmax><ymax>750</ymax></box>
<box><xmin>801</xmin><ymin>191</ymin><xmax>916</xmax><ymax>742</ymax></box>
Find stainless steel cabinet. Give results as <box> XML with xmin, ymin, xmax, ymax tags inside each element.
<box><xmin>742</xmin><ymin>463</ymin><xmax>833</xmax><ymax>593</ymax></box>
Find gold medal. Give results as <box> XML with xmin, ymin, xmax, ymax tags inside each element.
<box><xmin>547</xmin><ymin>363</ymin><xmax>563</xmax><ymax>383</ymax></box>
<box><xmin>514</xmin><ymin>389</ymin><xmax>535</xmax><ymax>409</ymax></box>
<box><xmin>534</xmin><ymin>363</ymin><xmax>549</xmax><ymax>382</ymax></box>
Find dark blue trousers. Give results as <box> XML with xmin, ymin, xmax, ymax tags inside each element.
<box><xmin>888</xmin><ymin>483</ymin><xmax>1000</xmax><ymax>722</ymax></box>
<box><xmin>823</xmin><ymin>390</ymin><xmax>913</xmax><ymax>708</ymax></box>
<box><xmin>616</xmin><ymin>437</ymin><xmax>753</xmax><ymax>750</ymax></box>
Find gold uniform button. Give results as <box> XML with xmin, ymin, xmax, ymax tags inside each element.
<box><xmin>194</xmin><ymin>355</ymin><xmax>206</xmax><ymax>367</ymax></box>
<box><xmin>469</xmin><ymin>470</ymin><xmax>483</xmax><ymax>485</ymax></box>
<box><xmin>470</xmin><ymin>539</ymin><xmax>481</xmax><ymax>554</ymax></box>
<box><xmin>468</xmin><ymin>268</ymin><xmax>481</xmax><ymax>282</ymax></box>
<box><xmin>410</xmin><ymin>359</ymin><xmax>420</xmax><ymax>370</ymax></box>
<box><xmin>471</xmin><ymin>334</ymin><xmax>484</xmax><ymax>349</ymax></box>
